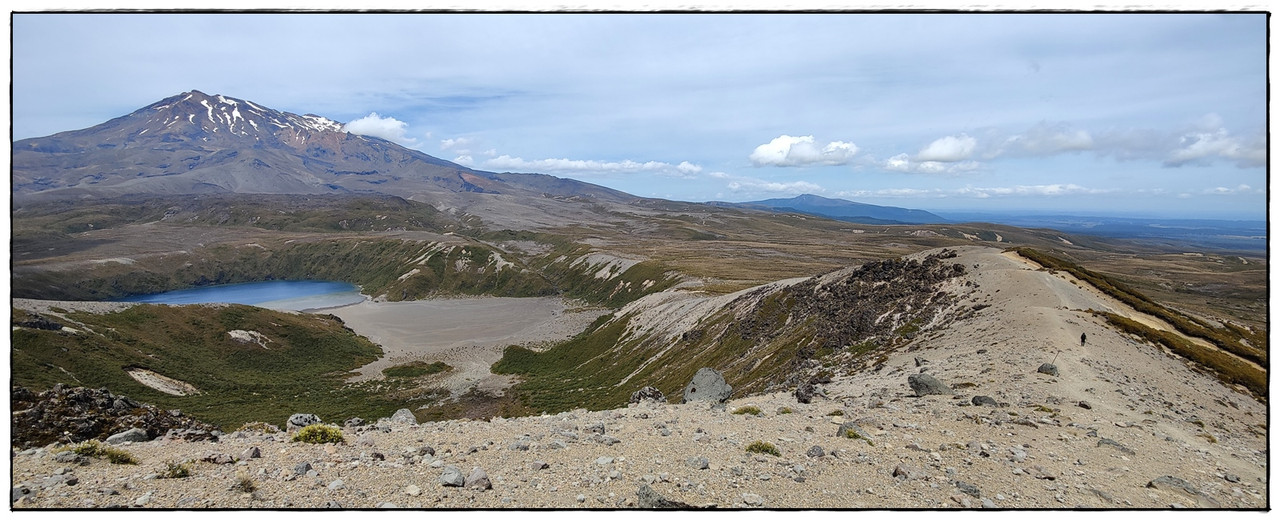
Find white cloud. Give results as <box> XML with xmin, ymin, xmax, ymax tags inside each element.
<box><xmin>1205</xmin><ymin>184</ymin><xmax>1257</xmax><ymax>195</ymax></box>
<box><xmin>1165</xmin><ymin>129</ymin><xmax>1265</xmax><ymax>168</ymax></box>
<box><xmin>727</xmin><ymin>179</ymin><xmax>824</xmax><ymax>194</ymax></box>
<box><xmin>342</xmin><ymin>112</ymin><xmax>417</xmax><ymax>146</ymax></box>
<box><xmin>749</xmin><ymin>135</ymin><xmax>859</xmax><ymax>167</ymax></box>
<box><xmin>440</xmin><ymin>137</ymin><xmax>474</xmax><ymax>151</ymax></box>
<box><xmin>997</xmin><ymin>122</ymin><xmax>1094</xmax><ymax>157</ymax></box>
<box><xmin>883</xmin><ymin>153</ymin><xmax>980</xmax><ymax>174</ymax></box>
<box><xmin>453</xmin><ymin>155</ymin><xmax>474</xmax><ymax>165</ymax></box>
<box><xmin>481</xmin><ymin>155</ymin><xmax>703</xmax><ymax>178</ymax></box>
<box><xmin>916</xmin><ymin>134</ymin><xmax>976</xmax><ymax>162</ymax></box>
<box><xmin>836</xmin><ymin>184</ymin><xmax>1109</xmax><ymax>200</ymax></box>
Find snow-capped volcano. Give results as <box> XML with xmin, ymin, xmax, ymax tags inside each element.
<box><xmin>12</xmin><ymin>90</ymin><xmax>631</xmax><ymax>211</ymax></box>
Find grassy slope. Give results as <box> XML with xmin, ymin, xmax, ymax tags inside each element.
<box><xmin>11</xmin><ymin>305</ymin><xmax>418</xmax><ymax>430</ymax></box>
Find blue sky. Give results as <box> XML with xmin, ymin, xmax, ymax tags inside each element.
<box><xmin>11</xmin><ymin>12</ymin><xmax>1268</xmax><ymax>219</ymax></box>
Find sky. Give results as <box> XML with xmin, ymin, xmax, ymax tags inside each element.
<box><xmin>10</xmin><ymin>11</ymin><xmax>1269</xmax><ymax>219</ymax></box>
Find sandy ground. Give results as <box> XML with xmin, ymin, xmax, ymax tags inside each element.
<box><xmin>326</xmin><ymin>297</ymin><xmax>608</xmax><ymax>394</ymax></box>
<box><xmin>10</xmin><ymin>246</ymin><xmax>1268</xmax><ymax>509</ymax></box>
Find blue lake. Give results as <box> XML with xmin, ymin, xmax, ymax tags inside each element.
<box><xmin>118</xmin><ymin>280</ymin><xmax>365</xmax><ymax>311</ymax></box>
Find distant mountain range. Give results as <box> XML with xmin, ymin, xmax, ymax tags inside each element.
<box><xmin>711</xmin><ymin>194</ymin><xmax>949</xmax><ymax>225</ymax></box>
<box><xmin>11</xmin><ymin>90</ymin><xmax>635</xmax><ymax>216</ymax></box>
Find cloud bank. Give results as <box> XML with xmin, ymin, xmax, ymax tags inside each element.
<box><xmin>749</xmin><ymin>135</ymin><xmax>859</xmax><ymax>167</ymax></box>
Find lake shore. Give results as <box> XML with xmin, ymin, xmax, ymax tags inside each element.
<box><xmin>326</xmin><ymin>297</ymin><xmax>609</xmax><ymax>395</ymax></box>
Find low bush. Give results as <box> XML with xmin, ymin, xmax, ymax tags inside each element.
<box><xmin>745</xmin><ymin>441</ymin><xmax>780</xmax><ymax>457</ymax></box>
<box><xmin>732</xmin><ymin>406</ymin><xmax>762</xmax><ymax>416</ymax></box>
<box><xmin>292</xmin><ymin>424</ymin><xmax>344</xmax><ymax>444</ymax></box>
<box><xmin>65</xmin><ymin>440</ymin><xmax>137</xmax><ymax>465</ymax></box>
<box><xmin>161</xmin><ymin>461</ymin><xmax>191</xmax><ymax>479</ymax></box>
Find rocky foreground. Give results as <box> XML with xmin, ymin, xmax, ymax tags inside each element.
<box><xmin>10</xmin><ymin>247</ymin><xmax>1269</xmax><ymax>509</ymax></box>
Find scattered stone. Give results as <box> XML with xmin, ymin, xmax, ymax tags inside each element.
<box><xmin>240</xmin><ymin>447</ymin><xmax>261</xmax><ymax>460</ymax></box>
<box><xmin>404</xmin><ymin>484</ymin><xmax>422</xmax><ymax>497</ymax></box>
<box><xmin>1097</xmin><ymin>438</ymin><xmax>1136</xmax><ymax>455</ymax></box>
<box><xmin>327</xmin><ymin>479</ymin><xmax>346</xmax><ymax>491</ymax></box>
<box><xmin>286</xmin><ymin>414</ymin><xmax>320</xmax><ymax>432</ymax></box>
<box><xmin>576</xmin><ymin>494</ymin><xmax>587</xmax><ymax>503</ymax></box>
<box><xmin>795</xmin><ymin>382</ymin><xmax>817</xmax><ymax>404</ymax></box>
<box><xmin>105</xmin><ymin>427</ymin><xmax>150</xmax><ymax>445</ymax></box>
<box><xmin>687</xmin><ymin>456</ymin><xmax>710</xmax><ymax>470</ymax></box>
<box><xmin>12</xmin><ymin>486</ymin><xmax>35</xmax><ymax>503</ymax></box>
<box><xmin>343</xmin><ymin>417</ymin><xmax>365</xmax><ymax>428</ymax></box>
<box><xmin>981</xmin><ymin>498</ymin><xmax>996</xmax><ymax>508</ymax></box>
<box><xmin>637</xmin><ymin>484</ymin><xmax>692</xmax><ymax>508</ymax></box>
<box><xmin>389</xmin><ymin>409</ymin><xmax>417</xmax><ymax>425</ymax></box>
<box><xmin>806</xmin><ymin>445</ymin><xmax>825</xmax><ymax>458</ymax></box>
<box><xmin>202</xmin><ymin>453</ymin><xmax>235</xmax><ymax>465</ymax></box>
<box><xmin>530</xmin><ymin>460</ymin><xmax>549</xmax><ymax>471</ymax></box>
<box><xmin>956</xmin><ymin>481</ymin><xmax>981</xmax><ymax>498</ymax></box>
<box><xmin>1147</xmin><ymin>476</ymin><xmax>1220</xmax><ymax>507</ymax></box>
<box><xmin>293</xmin><ymin>462</ymin><xmax>313</xmax><ymax>476</ymax></box>
<box><xmin>741</xmin><ymin>493</ymin><xmax>764</xmax><ymax>506</ymax></box>
<box><xmin>893</xmin><ymin>464</ymin><xmax>926</xmax><ymax>480</ymax></box>
<box><xmin>509</xmin><ymin>440</ymin><xmax>531</xmax><ymax>451</ymax></box>
<box><xmin>375</xmin><ymin>502</ymin><xmax>397</xmax><ymax>508</ymax></box>
<box><xmin>439</xmin><ymin>466</ymin><xmax>465</xmax><ymax>487</ymax></box>
<box><xmin>1037</xmin><ymin>363</ymin><xmax>1059</xmax><ymax>377</ymax></box>
<box><xmin>1224</xmin><ymin>474</ymin><xmax>1241</xmax><ymax>484</ymax></box>
<box><xmin>682</xmin><ymin>367</ymin><xmax>733</xmax><ymax>404</ymax></box>
<box><xmin>596</xmin><ymin>456</ymin><xmax>615</xmax><ymax>466</ymax></box>
<box><xmin>836</xmin><ymin>421</ymin><xmax>873</xmax><ymax>442</ymax></box>
<box><xmin>588</xmin><ymin>423</ymin><xmax>606</xmax><ymax>435</ymax></box>
<box><xmin>322</xmin><ymin>500</ymin><xmax>341</xmax><ymax>508</ymax></box>
<box><xmin>907</xmin><ymin>373</ymin><xmax>954</xmax><ymax>396</ymax></box>
<box><xmin>465</xmin><ymin>467</ymin><xmax>492</xmax><ymax>491</ymax></box>
<box><xmin>1077</xmin><ymin>401</ymin><xmax>1092</xmax><ymax>410</ymax></box>
<box><xmin>971</xmin><ymin>395</ymin><xmax>998</xmax><ymax>407</ymax></box>
<box><xmin>134</xmin><ymin>491</ymin><xmax>153</xmax><ymax>506</ymax></box>
<box><xmin>629</xmin><ymin>386</ymin><xmax>666</xmax><ymax>404</ymax></box>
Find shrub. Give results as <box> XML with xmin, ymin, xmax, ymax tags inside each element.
<box><xmin>292</xmin><ymin>424</ymin><xmax>344</xmax><ymax>444</ymax></box>
<box><xmin>232</xmin><ymin>475</ymin><xmax>257</xmax><ymax>493</ymax></box>
<box><xmin>161</xmin><ymin>461</ymin><xmax>191</xmax><ymax>479</ymax></box>
<box><xmin>777</xmin><ymin>407</ymin><xmax>794</xmax><ymax>415</ymax></box>
<box><xmin>732</xmin><ymin>406</ymin><xmax>762</xmax><ymax>416</ymax></box>
<box><xmin>745</xmin><ymin>441</ymin><xmax>780</xmax><ymax>457</ymax></box>
<box><xmin>827</xmin><ymin>409</ymin><xmax>844</xmax><ymax>416</ymax></box>
<box><xmin>65</xmin><ymin>440</ymin><xmax>137</xmax><ymax>465</ymax></box>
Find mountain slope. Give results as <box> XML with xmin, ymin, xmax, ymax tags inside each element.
<box><xmin>12</xmin><ymin>90</ymin><xmax>637</xmax><ymax>228</ymax></box>
<box><xmin>715</xmin><ymin>194</ymin><xmax>949</xmax><ymax>225</ymax></box>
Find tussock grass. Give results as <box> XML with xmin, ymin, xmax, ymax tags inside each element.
<box><xmin>732</xmin><ymin>406</ymin><xmax>762</xmax><ymax>416</ymax></box>
<box><xmin>745</xmin><ymin>441</ymin><xmax>780</xmax><ymax>456</ymax></box>
<box><xmin>292</xmin><ymin>424</ymin><xmax>344</xmax><ymax>444</ymax></box>
<box><xmin>65</xmin><ymin>440</ymin><xmax>137</xmax><ymax>465</ymax></box>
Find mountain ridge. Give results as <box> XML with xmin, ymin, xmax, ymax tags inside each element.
<box><xmin>710</xmin><ymin>194</ymin><xmax>949</xmax><ymax>225</ymax></box>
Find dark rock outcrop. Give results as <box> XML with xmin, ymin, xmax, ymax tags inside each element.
<box><xmin>11</xmin><ymin>385</ymin><xmax>218</xmax><ymax>449</ymax></box>
<box><xmin>630</xmin><ymin>386</ymin><xmax>666</xmax><ymax>404</ymax></box>
<box><xmin>637</xmin><ymin>484</ymin><xmax>694</xmax><ymax>509</ymax></box>
<box><xmin>1037</xmin><ymin>363</ymin><xmax>1059</xmax><ymax>377</ymax></box>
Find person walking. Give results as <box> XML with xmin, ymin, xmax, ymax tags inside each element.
<box><xmin>1080</xmin><ymin>332</ymin><xmax>1087</xmax><ymax>346</ymax></box>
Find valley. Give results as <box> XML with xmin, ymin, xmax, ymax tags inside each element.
<box><xmin>9</xmin><ymin>90</ymin><xmax>1267</xmax><ymax>510</ymax></box>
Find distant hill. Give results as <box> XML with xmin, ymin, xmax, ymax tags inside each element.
<box><xmin>711</xmin><ymin>194</ymin><xmax>948</xmax><ymax>225</ymax></box>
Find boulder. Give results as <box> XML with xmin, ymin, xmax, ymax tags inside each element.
<box><xmin>637</xmin><ymin>484</ymin><xmax>693</xmax><ymax>509</ymax></box>
<box><xmin>439</xmin><ymin>466</ymin><xmax>465</xmax><ymax>487</ymax></box>
<box><xmin>105</xmin><ymin>427</ymin><xmax>149</xmax><ymax>445</ymax></box>
<box><xmin>1147</xmin><ymin>476</ymin><xmax>1220</xmax><ymax>507</ymax></box>
<box><xmin>1037</xmin><ymin>363</ymin><xmax>1059</xmax><ymax>377</ymax></box>
<box><xmin>629</xmin><ymin>386</ymin><xmax>666</xmax><ymax>404</ymax></box>
<box><xmin>806</xmin><ymin>445</ymin><xmax>826</xmax><ymax>458</ymax></box>
<box><xmin>971</xmin><ymin>395</ymin><xmax>998</xmax><ymax>407</ymax></box>
<box><xmin>389</xmin><ymin>409</ymin><xmax>417</xmax><ymax>425</ymax></box>
<box><xmin>907</xmin><ymin>373</ymin><xmax>953</xmax><ymax>396</ymax></box>
<box><xmin>286</xmin><ymin>413</ymin><xmax>321</xmax><ymax>432</ymax></box>
<box><xmin>794</xmin><ymin>382</ymin><xmax>816</xmax><ymax>404</ymax></box>
<box><xmin>682</xmin><ymin>368</ymin><xmax>732</xmax><ymax>404</ymax></box>
<box><xmin>464</xmin><ymin>467</ymin><xmax>492</xmax><ymax>490</ymax></box>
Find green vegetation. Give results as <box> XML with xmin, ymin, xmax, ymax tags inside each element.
<box><xmin>732</xmin><ymin>406</ymin><xmax>762</xmax><ymax>416</ymax></box>
<box><xmin>777</xmin><ymin>407</ymin><xmax>794</xmax><ymax>415</ymax></box>
<box><xmin>292</xmin><ymin>424</ymin><xmax>345</xmax><ymax>444</ymax></box>
<box><xmin>11</xmin><ymin>304</ymin><xmax>417</xmax><ymax>430</ymax></box>
<box><xmin>1099</xmin><ymin>311</ymin><xmax>1265</xmax><ymax>398</ymax></box>
<box><xmin>232</xmin><ymin>475</ymin><xmax>257</xmax><ymax>493</ymax></box>
<box><xmin>161</xmin><ymin>461</ymin><xmax>192</xmax><ymax>479</ymax></box>
<box><xmin>66</xmin><ymin>440</ymin><xmax>137</xmax><ymax>465</ymax></box>
<box><xmin>827</xmin><ymin>409</ymin><xmax>845</xmax><ymax>416</ymax></box>
<box><xmin>745</xmin><ymin>441</ymin><xmax>780</xmax><ymax>457</ymax></box>
<box><xmin>382</xmin><ymin>361</ymin><xmax>452</xmax><ymax>379</ymax></box>
<box><xmin>1013</xmin><ymin>248</ymin><xmax>1265</xmax><ymax>366</ymax></box>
